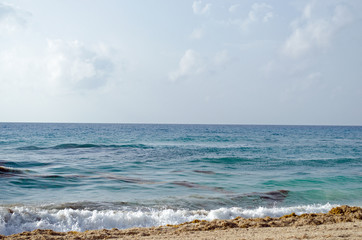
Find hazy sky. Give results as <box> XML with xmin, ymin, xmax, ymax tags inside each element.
<box><xmin>1</xmin><ymin>0</ymin><xmax>361</xmax><ymax>125</ymax></box>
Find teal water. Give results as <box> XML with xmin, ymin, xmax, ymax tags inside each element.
<box><xmin>0</xmin><ymin>123</ymin><xmax>361</xmax><ymax>234</ymax></box>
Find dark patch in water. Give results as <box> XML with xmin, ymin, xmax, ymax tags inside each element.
<box><xmin>52</xmin><ymin>143</ymin><xmax>100</xmax><ymax>149</ymax></box>
<box><xmin>0</xmin><ymin>167</ymin><xmax>160</xmax><ymax>186</ymax></box>
<box><xmin>230</xmin><ymin>190</ymin><xmax>289</xmax><ymax>206</ymax></box>
<box><xmin>103</xmin><ymin>174</ymin><xmax>159</xmax><ymax>184</ymax></box>
<box><xmin>257</xmin><ymin>190</ymin><xmax>289</xmax><ymax>201</ymax></box>
<box><xmin>0</xmin><ymin>166</ymin><xmax>24</xmax><ymax>175</ymax></box>
<box><xmin>16</xmin><ymin>143</ymin><xmax>152</xmax><ymax>151</ymax></box>
<box><xmin>16</xmin><ymin>146</ymin><xmax>44</xmax><ymax>150</ymax></box>
<box><xmin>39</xmin><ymin>175</ymin><xmax>83</xmax><ymax>180</ymax></box>
<box><xmin>172</xmin><ymin>181</ymin><xmax>233</xmax><ymax>194</ymax></box>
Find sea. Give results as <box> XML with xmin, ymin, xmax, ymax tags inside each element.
<box><xmin>0</xmin><ymin>123</ymin><xmax>361</xmax><ymax>235</ymax></box>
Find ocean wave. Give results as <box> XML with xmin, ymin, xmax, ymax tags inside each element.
<box><xmin>16</xmin><ymin>146</ymin><xmax>45</xmax><ymax>150</ymax></box>
<box><xmin>16</xmin><ymin>143</ymin><xmax>151</xmax><ymax>151</ymax></box>
<box><xmin>0</xmin><ymin>203</ymin><xmax>337</xmax><ymax>236</ymax></box>
<box><xmin>198</xmin><ymin>157</ymin><xmax>256</xmax><ymax>164</ymax></box>
<box><xmin>1</xmin><ymin>160</ymin><xmax>52</xmax><ymax>168</ymax></box>
<box><xmin>0</xmin><ymin>166</ymin><xmax>24</xmax><ymax>175</ymax></box>
<box><xmin>307</xmin><ymin>157</ymin><xmax>361</xmax><ymax>167</ymax></box>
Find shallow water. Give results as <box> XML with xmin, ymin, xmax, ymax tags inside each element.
<box><xmin>1</xmin><ymin>123</ymin><xmax>361</xmax><ymax>235</ymax></box>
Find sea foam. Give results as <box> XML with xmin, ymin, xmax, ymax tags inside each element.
<box><xmin>0</xmin><ymin>203</ymin><xmax>337</xmax><ymax>236</ymax></box>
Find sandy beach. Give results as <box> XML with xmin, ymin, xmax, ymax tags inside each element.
<box><xmin>2</xmin><ymin>205</ymin><xmax>361</xmax><ymax>240</ymax></box>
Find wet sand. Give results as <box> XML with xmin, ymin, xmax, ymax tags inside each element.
<box><xmin>2</xmin><ymin>205</ymin><xmax>362</xmax><ymax>240</ymax></box>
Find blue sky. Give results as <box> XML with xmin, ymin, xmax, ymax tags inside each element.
<box><xmin>0</xmin><ymin>0</ymin><xmax>361</xmax><ymax>125</ymax></box>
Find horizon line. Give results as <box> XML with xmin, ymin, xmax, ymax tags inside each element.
<box><xmin>1</xmin><ymin>121</ymin><xmax>361</xmax><ymax>127</ymax></box>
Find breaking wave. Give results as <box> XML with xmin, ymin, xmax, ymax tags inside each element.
<box><xmin>0</xmin><ymin>203</ymin><xmax>337</xmax><ymax>236</ymax></box>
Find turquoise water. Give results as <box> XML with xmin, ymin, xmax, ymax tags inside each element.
<box><xmin>1</xmin><ymin>123</ymin><xmax>361</xmax><ymax>234</ymax></box>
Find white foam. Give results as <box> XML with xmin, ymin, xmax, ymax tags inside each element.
<box><xmin>0</xmin><ymin>203</ymin><xmax>337</xmax><ymax>235</ymax></box>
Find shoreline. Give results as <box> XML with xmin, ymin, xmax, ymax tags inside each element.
<box><xmin>2</xmin><ymin>205</ymin><xmax>362</xmax><ymax>239</ymax></box>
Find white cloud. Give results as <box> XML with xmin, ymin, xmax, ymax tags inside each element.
<box><xmin>283</xmin><ymin>3</ymin><xmax>353</xmax><ymax>58</ymax></box>
<box><xmin>228</xmin><ymin>4</ymin><xmax>240</xmax><ymax>13</ymax></box>
<box><xmin>169</xmin><ymin>49</ymin><xmax>205</xmax><ymax>81</ymax></box>
<box><xmin>0</xmin><ymin>2</ymin><xmax>30</xmax><ymax>32</ymax></box>
<box><xmin>0</xmin><ymin>39</ymin><xmax>117</xmax><ymax>96</ymax></box>
<box><xmin>241</xmin><ymin>3</ymin><xmax>274</xmax><ymax>30</ymax></box>
<box><xmin>190</xmin><ymin>28</ymin><xmax>203</xmax><ymax>40</ymax></box>
<box><xmin>169</xmin><ymin>49</ymin><xmax>232</xmax><ymax>81</ymax></box>
<box><xmin>192</xmin><ymin>1</ymin><xmax>211</xmax><ymax>15</ymax></box>
<box><xmin>46</xmin><ymin>39</ymin><xmax>115</xmax><ymax>92</ymax></box>
<box><xmin>0</xmin><ymin>4</ymin><xmax>116</xmax><ymax>95</ymax></box>
<box><xmin>223</xmin><ymin>2</ymin><xmax>274</xmax><ymax>30</ymax></box>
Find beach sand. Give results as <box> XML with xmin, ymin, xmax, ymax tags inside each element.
<box><xmin>2</xmin><ymin>205</ymin><xmax>362</xmax><ymax>240</ymax></box>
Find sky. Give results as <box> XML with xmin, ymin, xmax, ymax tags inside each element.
<box><xmin>0</xmin><ymin>0</ymin><xmax>361</xmax><ymax>125</ymax></box>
